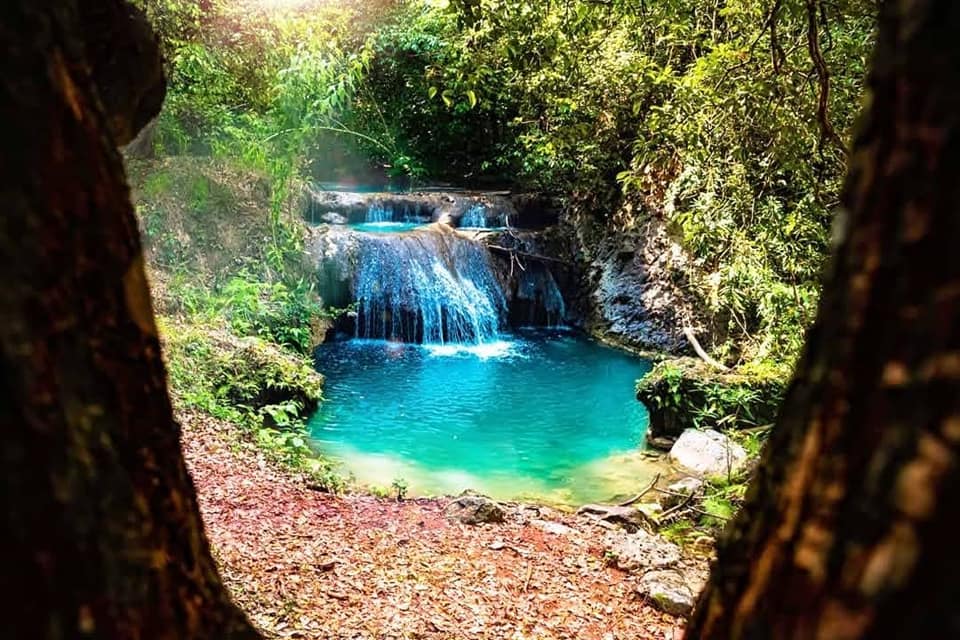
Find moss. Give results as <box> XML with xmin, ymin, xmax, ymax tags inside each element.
<box><xmin>636</xmin><ymin>357</ymin><xmax>789</xmax><ymax>442</ymax></box>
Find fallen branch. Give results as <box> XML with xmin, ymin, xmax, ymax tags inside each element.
<box><xmin>487</xmin><ymin>245</ymin><xmax>571</xmax><ymax>265</ymax></box>
<box><xmin>683</xmin><ymin>326</ymin><xmax>730</xmax><ymax>371</ymax></box>
<box><xmin>656</xmin><ymin>492</ymin><xmax>696</xmax><ymax>523</ymax></box>
<box><xmin>617</xmin><ymin>473</ymin><xmax>661</xmax><ymax>507</ymax></box>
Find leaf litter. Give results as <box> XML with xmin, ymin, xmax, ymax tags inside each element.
<box><xmin>181</xmin><ymin>410</ymin><xmax>686</xmax><ymax>639</ymax></box>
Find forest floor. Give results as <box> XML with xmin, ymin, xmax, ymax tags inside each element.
<box><xmin>181</xmin><ymin>410</ymin><xmax>687</xmax><ymax>640</ymax></box>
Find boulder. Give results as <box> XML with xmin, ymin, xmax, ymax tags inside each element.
<box><xmin>637</xmin><ymin>569</ymin><xmax>697</xmax><ymax>617</ymax></box>
<box><xmin>445</xmin><ymin>495</ymin><xmax>505</xmax><ymax>525</ymax></box>
<box><xmin>637</xmin><ymin>358</ymin><xmax>788</xmax><ymax>441</ymax></box>
<box><xmin>647</xmin><ymin>435</ymin><xmax>676</xmax><ymax>451</ymax></box>
<box><xmin>578</xmin><ymin>504</ymin><xmax>652</xmax><ymax>533</ymax></box>
<box><xmin>669</xmin><ymin>429</ymin><xmax>747</xmax><ymax>477</ymax></box>
<box><xmin>604</xmin><ymin>530</ymin><xmax>681</xmax><ymax>572</ymax></box>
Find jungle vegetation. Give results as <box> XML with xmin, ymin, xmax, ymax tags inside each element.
<box><xmin>134</xmin><ymin>0</ymin><xmax>878</xmax><ymax>368</ymax></box>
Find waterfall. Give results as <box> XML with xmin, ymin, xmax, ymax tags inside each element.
<box><xmin>516</xmin><ymin>267</ymin><xmax>567</xmax><ymax>328</ymax></box>
<box><xmin>459</xmin><ymin>203</ymin><xmax>512</xmax><ymax>229</ymax></box>
<box><xmin>366</xmin><ymin>204</ymin><xmax>392</xmax><ymax>223</ymax></box>
<box><xmin>460</xmin><ymin>204</ymin><xmax>487</xmax><ymax>228</ymax></box>
<box><xmin>354</xmin><ymin>229</ymin><xmax>507</xmax><ymax>344</ymax></box>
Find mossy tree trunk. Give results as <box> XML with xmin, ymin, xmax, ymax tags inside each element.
<box><xmin>688</xmin><ymin>1</ymin><xmax>960</xmax><ymax>637</ymax></box>
<box><xmin>0</xmin><ymin>2</ymin><xmax>258</xmax><ymax>638</ymax></box>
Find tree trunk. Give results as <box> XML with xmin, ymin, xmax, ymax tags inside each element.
<box><xmin>0</xmin><ymin>3</ymin><xmax>258</xmax><ymax>638</ymax></box>
<box><xmin>688</xmin><ymin>1</ymin><xmax>960</xmax><ymax>638</ymax></box>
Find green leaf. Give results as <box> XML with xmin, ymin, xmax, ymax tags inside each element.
<box><xmin>428</xmin><ymin>86</ymin><xmax>438</xmax><ymax>100</ymax></box>
<box><xmin>466</xmin><ymin>89</ymin><xmax>478</xmax><ymax>109</ymax></box>
<box><xmin>441</xmin><ymin>89</ymin><xmax>454</xmax><ymax>108</ymax></box>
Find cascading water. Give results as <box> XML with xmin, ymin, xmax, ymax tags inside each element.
<box><xmin>307</xmin><ymin>206</ymin><xmax>657</xmax><ymax>505</ymax></box>
<box><xmin>516</xmin><ymin>267</ymin><xmax>567</xmax><ymax>327</ymax></box>
<box><xmin>354</xmin><ymin>229</ymin><xmax>507</xmax><ymax>344</ymax></box>
<box><xmin>459</xmin><ymin>203</ymin><xmax>512</xmax><ymax>229</ymax></box>
<box><xmin>459</xmin><ymin>204</ymin><xmax>488</xmax><ymax>228</ymax></box>
<box><xmin>366</xmin><ymin>204</ymin><xmax>393</xmax><ymax>223</ymax></box>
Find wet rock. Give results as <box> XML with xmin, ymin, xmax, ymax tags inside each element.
<box><xmin>646</xmin><ymin>436</ymin><xmax>676</xmax><ymax>451</ymax></box>
<box><xmin>578</xmin><ymin>504</ymin><xmax>653</xmax><ymax>533</ymax></box>
<box><xmin>637</xmin><ymin>569</ymin><xmax>697</xmax><ymax>617</ymax></box>
<box><xmin>321</xmin><ymin>212</ymin><xmax>348</xmax><ymax>225</ymax></box>
<box><xmin>669</xmin><ymin>429</ymin><xmax>747</xmax><ymax>477</ymax></box>
<box><xmin>604</xmin><ymin>529</ymin><xmax>681</xmax><ymax>572</ymax></box>
<box><xmin>445</xmin><ymin>495</ymin><xmax>506</xmax><ymax>525</ymax></box>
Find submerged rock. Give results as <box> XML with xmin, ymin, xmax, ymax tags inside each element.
<box><xmin>445</xmin><ymin>495</ymin><xmax>506</xmax><ymax>525</ymax></box>
<box><xmin>637</xmin><ymin>569</ymin><xmax>698</xmax><ymax>617</ymax></box>
<box><xmin>604</xmin><ymin>529</ymin><xmax>681</xmax><ymax>572</ymax></box>
<box><xmin>669</xmin><ymin>429</ymin><xmax>747</xmax><ymax>477</ymax></box>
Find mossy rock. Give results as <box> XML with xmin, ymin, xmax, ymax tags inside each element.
<box><xmin>161</xmin><ymin>320</ymin><xmax>324</xmax><ymax>421</ymax></box>
<box><xmin>636</xmin><ymin>358</ymin><xmax>788</xmax><ymax>445</ymax></box>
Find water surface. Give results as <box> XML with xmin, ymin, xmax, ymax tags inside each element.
<box><xmin>309</xmin><ymin>330</ymin><xmax>657</xmax><ymax>505</ymax></box>
<box><xmin>350</xmin><ymin>221</ymin><xmax>426</xmax><ymax>233</ymax></box>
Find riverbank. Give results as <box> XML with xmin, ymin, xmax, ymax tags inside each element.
<box><xmin>181</xmin><ymin>408</ymin><xmax>693</xmax><ymax>639</ymax></box>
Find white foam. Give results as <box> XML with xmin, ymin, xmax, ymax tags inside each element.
<box><xmin>423</xmin><ymin>340</ymin><xmax>522</xmax><ymax>360</ymax></box>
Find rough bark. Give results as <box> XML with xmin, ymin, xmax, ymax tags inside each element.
<box><xmin>0</xmin><ymin>3</ymin><xmax>258</xmax><ymax>638</ymax></box>
<box><xmin>688</xmin><ymin>1</ymin><xmax>960</xmax><ymax>638</ymax></box>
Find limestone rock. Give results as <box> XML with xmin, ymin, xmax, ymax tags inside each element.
<box><xmin>647</xmin><ymin>435</ymin><xmax>676</xmax><ymax>451</ymax></box>
<box><xmin>669</xmin><ymin>429</ymin><xmax>747</xmax><ymax>477</ymax></box>
<box><xmin>578</xmin><ymin>504</ymin><xmax>652</xmax><ymax>533</ymax></box>
<box><xmin>637</xmin><ymin>569</ymin><xmax>697</xmax><ymax>617</ymax></box>
<box><xmin>321</xmin><ymin>212</ymin><xmax>349</xmax><ymax>225</ymax></box>
<box><xmin>530</xmin><ymin>519</ymin><xmax>576</xmax><ymax>536</ymax></box>
<box><xmin>445</xmin><ymin>495</ymin><xmax>506</xmax><ymax>525</ymax></box>
<box><xmin>604</xmin><ymin>530</ymin><xmax>681</xmax><ymax>572</ymax></box>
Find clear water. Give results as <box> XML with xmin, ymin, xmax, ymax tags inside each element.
<box><xmin>350</xmin><ymin>221</ymin><xmax>425</xmax><ymax>233</ymax></box>
<box><xmin>308</xmin><ymin>330</ymin><xmax>658</xmax><ymax>505</ymax></box>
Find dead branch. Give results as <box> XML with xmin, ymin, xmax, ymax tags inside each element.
<box><xmin>487</xmin><ymin>245</ymin><xmax>571</xmax><ymax>265</ymax></box>
<box><xmin>683</xmin><ymin>326</ymin><xmax>730</xmax><ymax>371</ymax></box>
<box><xmin>617</xmin><ymin>473</ymin><xmax>661</xmax><ymax>507</ymax></box>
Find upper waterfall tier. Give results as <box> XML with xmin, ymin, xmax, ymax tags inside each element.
<box><xmin>304</xmin><ymin>189</ymin><xmax>559</xmax><ymax>230</ymax></box>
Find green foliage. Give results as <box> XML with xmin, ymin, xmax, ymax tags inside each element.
<box><xmin>161</xmin><ymin>318</ymin><xmax>344</xmax><ymax>491</ymax></box>
<box><xmin>221</xmin><ymin>272</ymin><xmax>322</xmax><ymax>354</ymax></box>
<box><xmin>136</xmin><ymin>0</ymin><xmax>879</xmax><ymax>366</ymax></box>
<box><xmin>354</xmin><ymin>0</ymin><xmax>876</xmax><ymax>363</ymax></box>
<box><xmin>391</xmin><ymin>477</ymin><xmax>409</xmax><ymax>501</ymax></box>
